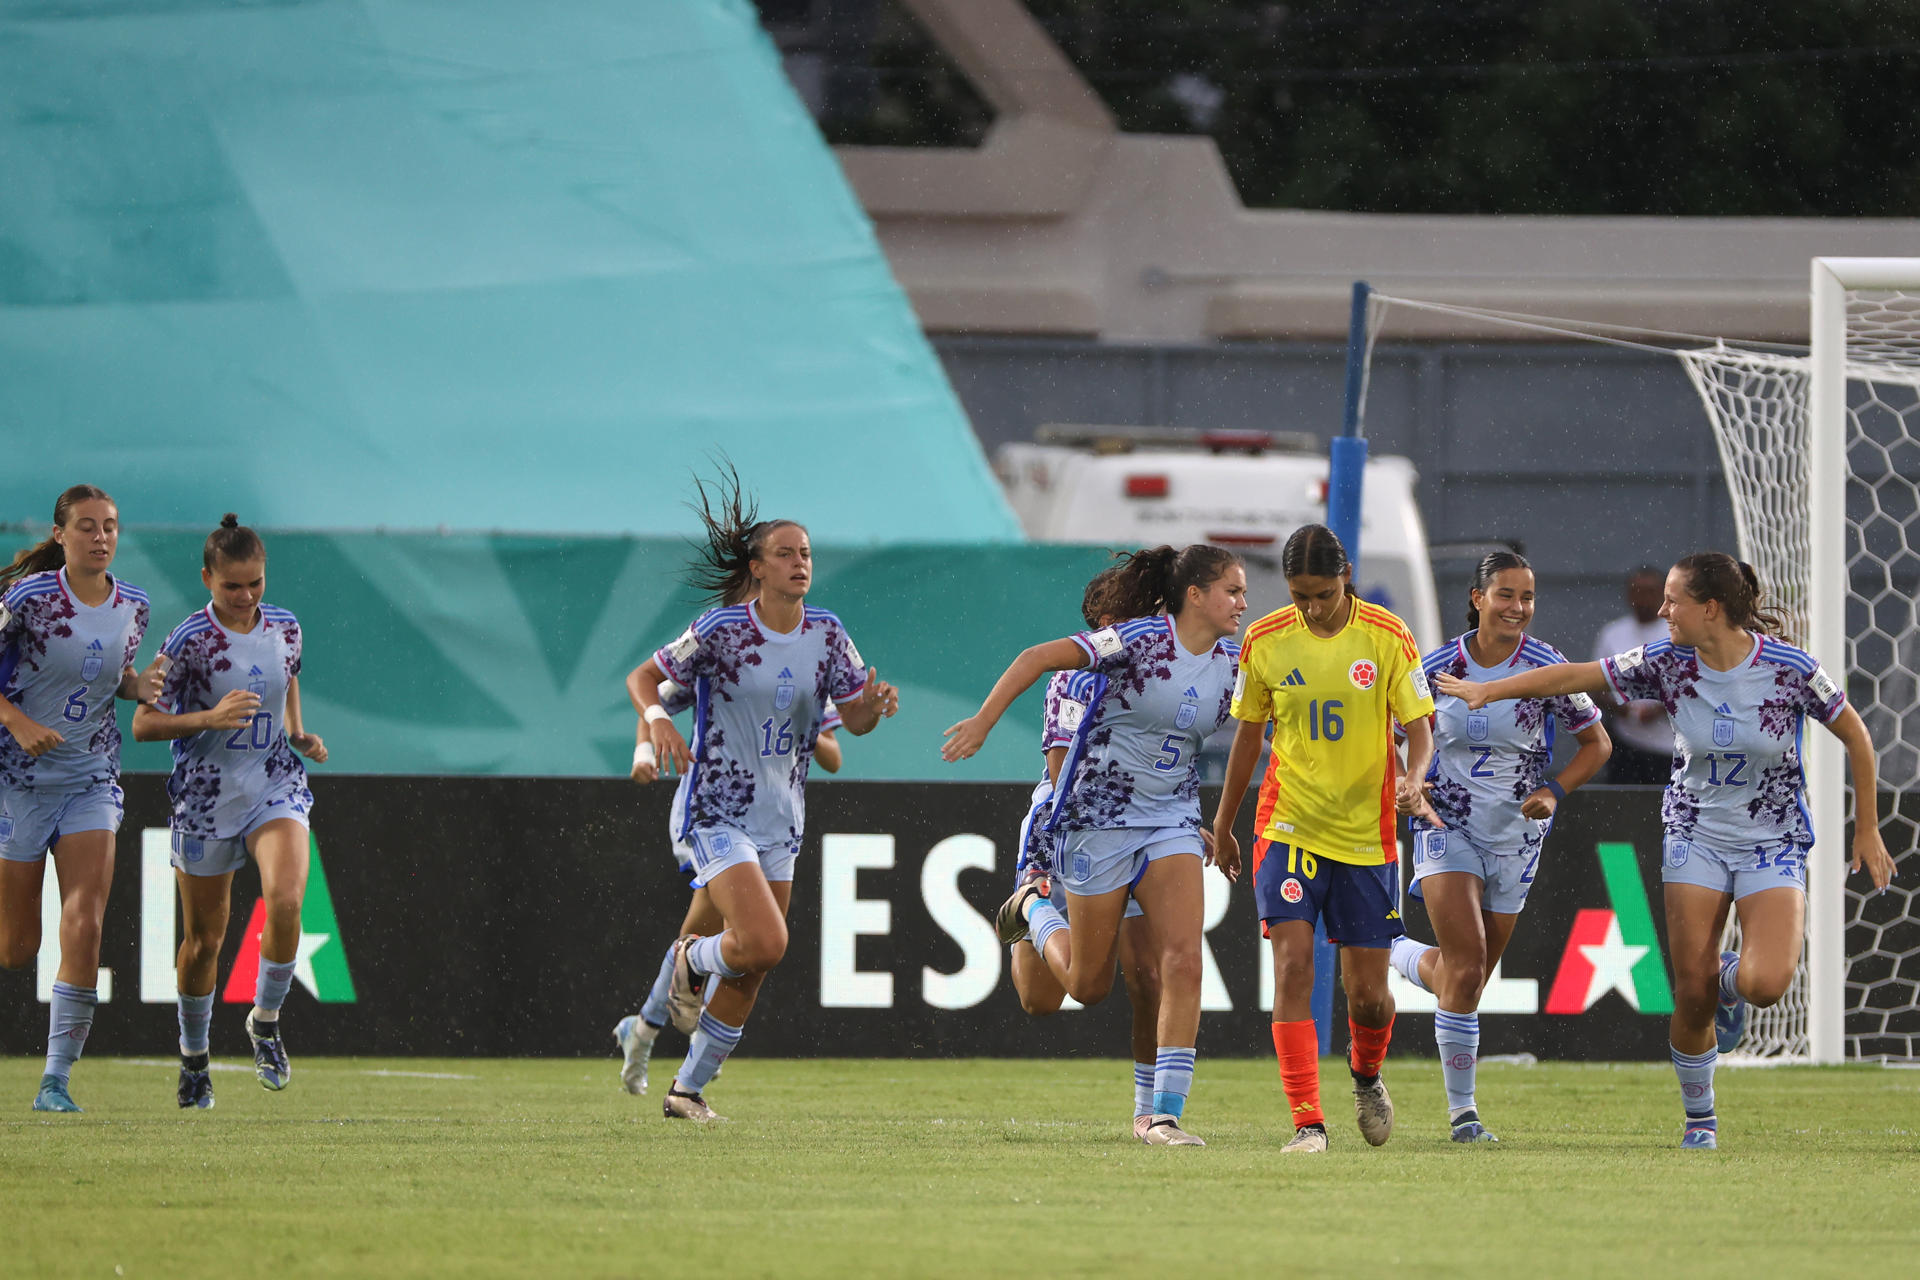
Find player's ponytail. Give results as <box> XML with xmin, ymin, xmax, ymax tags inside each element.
<box><xmin>1080</xmin><ymin>566</ymin><xmax>1125</xmax><ymax>628</ymax></box>
<box><xmin>0</xmin><ymin>484</ymin><xmax>114</xmax><ymax>591</ymax></box>
<box><xmin>686</xmin><ymin>462</ymin><xmax>805</xmax><ymax>607</ymax></box>
<box><xmin>203</xmin><ymin>513</ymin><xmax>266</xmax><ymax>570</ymax></box>
<box><xmin>1281</xmin><ymin>523</ymin><xmax>1354</xmax><ymax>595</ymax></box>
<box><xmin>1466</xmin><ymin>549</ymin><xmax>1532</xmax><ymax>631</ymax></box>
<box><xmin>1105</xmin><ymin>544</ymin><xmax>1242</xmax><ymax>620</ymax></box>
<box><xmin>1674</xmin><ymin>551</ymin><xmax>1790</xmax><ymax>641</ymax></box>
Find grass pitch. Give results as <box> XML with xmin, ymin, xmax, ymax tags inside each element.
<box><xmin>4</xmin><ymin>1055</ymin><xmax>1916</xmax><ymax>1279</ymax></box>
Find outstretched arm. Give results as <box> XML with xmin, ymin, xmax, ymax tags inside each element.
<box><xmin>1437</xmin><ymin>660</ymin><xmax>1612</xmax><ymax>710</ymax></box>
<box><xmin>941</xmin><ymin>638</ymin><xmax>1089</xmax><ymax>762</ymax></box>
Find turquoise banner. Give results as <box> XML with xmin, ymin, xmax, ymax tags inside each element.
<box><xmin>99</xmin><ymin>531</ymin><xmax>1112</xmax><ymax>782</ymax></box>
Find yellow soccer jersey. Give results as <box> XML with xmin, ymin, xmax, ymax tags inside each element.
<box><xmin>1231</xmin><ymin>598</ymin><xmax>1434</xmax><ymax>865</ymax></box>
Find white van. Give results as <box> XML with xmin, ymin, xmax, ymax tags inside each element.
<box><xmin>996</xmin><ymin>425</ymin><xmax>1443</xmax><ymax>652</ymax></box>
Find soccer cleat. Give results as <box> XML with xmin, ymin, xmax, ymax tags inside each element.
<box><xmin>31</xmin><ymin>1074</ymin><xmax>81</xmax><ymax>1113</ymax></box>
<box><xmin>1681</xmin><ymin>1124</ymin><xmax>1719</xmax><ymax>1150</ymax></box>
<box><xmin>995</xmin><ymin>870</ymin><xmax>1050</xmax><ymax>945</ymax></box>
<box><xmin>1141</xmin><ymin>1114</ymin><xmax>1206</xmax><ymax>1146</ymax></box>
<box><xmin>1352</xmin><ymin>1074</ymin><xmax>1394</xmax><ymax>1146</ymax></box>
<box><xmin>665</xmin><ymin>936</ymin><xmax>705</xmax><ymax>1036</ymax></box>
<box><xmin>1132</xmin><ymin>1114</ymin><xmax>1155</xmax><ymax>1142</ymax></box>
<box><xmin>247</xmin><ymin>1014</ymin><xmax>291</xmax><ymax>1091</ymax></box>
<box><xmin>1714</xmin><ymin>951</ymin><xmax>1748</xmax><ymax>1054</ymax></box>
<box><xmin>614</xmin><ymin>1015</ymin><xmax>659</xmax><ymax>1096</ymax></box>
<box><xmin>662</xmin><ymin>1082</ymin><xmax>725</xmax><ymax>1123</ymax></box>
<box><xmin>177</xmin><ymin>1065</ymin><xmax>215</xmax><ymax>1110</ymax></box>
<box><xmin>1449</xmin><ymin>1110</ymin><xmax>1497</xmax><ymax>1143</ymax></box>
<box><xmin>1280</xmin><ymin>1123</ymin><xmax>1328</xmax><ymax>1154</ymax></box>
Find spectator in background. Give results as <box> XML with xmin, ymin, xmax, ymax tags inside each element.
<box><xmin>1593</xmin><ymin>567</ymin><xmax>1673</xmax><ymax>783</ymax></box>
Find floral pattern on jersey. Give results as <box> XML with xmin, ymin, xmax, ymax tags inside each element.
<box><xmin>1662</xmin><ymin>786</ymin><xmax>1701</xmax><ymax>841</ymax></box>
<box><xmin>0</xmin><ymin>579</ymin><xmax>77</xmax><ymax>681</ymax></box>
<box><xmin>1612</xmin><ymin>645</ymin><xmax>1703</xmax><ymax>715</ymax></box>
<box><xmin>1041</xmin><ymin>674</ymin><xmax>1075</xmax><ymax>748</ymax></box>
<box><xmin>1514</xmin><ymin>742</ymin><xmax>1553</xmax><ymax>800</ymax></box>
<box><xmin>1422</xmin><ymin>774</ymin><xmax>1473</xmax><ymax>829</ymax></box>
<box><xmin>1088</xmin><ymin>628</ymin><xmax>1174</xmax><ymax>709</ymax></box>
<box><xmin>160</xmin><ymin>616</ymin><xmax>309</xmax><ymax>838</ymax></box>
<box><xmin>1055</xmin><ymin>755</ymin><xmax>1138</xmax><ymax>829</ymax></box>
<box><xmin>0</xmin><ymin>577</ymin><xmax>147</xmax><ymax>788</ymax></box>
<box><xmin>1747</xmin><ymin>759</ymin><xmax>1811</xmax><ymax>841</ymax></box>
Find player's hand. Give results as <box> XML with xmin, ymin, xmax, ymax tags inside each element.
<box><xmin>203</xmin><ymin>689</ymin><xmax>261</xmax><ymax>732</ymax></box>
<box><xmin>941</xmin><ymin>714</ymin><xmax>993</xmax><ymax>761</ymax></box>
<box><xmin>133</xmin><ymin>655</ymin><xmax>169</xmax><ymax>705</ymax></box>
<box><xmin>1852</xmin><ymin>827</ymin><xmax>1896</xmax><ymax>891</ymax></box>
<box><xmin>1519</xmin><ymin>787</ymin><xmax>1557</xmax><ymax>821</ymax></box>
<box><xmin>649</xmin><ymin>718</ymin><xmax>692</xmax><ymax>776</ymax></box>
<box><xmin>1399</xmin><ymin>777</ymin><xmax>1446</xmax><ymax>828</ymax></box>
<box><xmin>1433</xmin><ymin>673</ymin><xmax>1488</xmax><ymax>709</ymax></box>
<box><xmin>1200</xmin><ymin>826</ymin><xmax>1217</xmax><ymax>858</ymax></box>
<box><xmin>860</xmin><ymin>668</ymin><xmax>900</xmax><ymax>719</ymax></box>
<box><xmin>1208</xmin><ymin>823</ymin><xmax>1241</xmax><ymax>882</ymax></box>
<box><xmin>3</xmin><ymin>714</ymin><xmax>62</xmax><ymax>757</ymax></box>
<box><xmin>290</xmin><ymin>732</ymin><xmax>327</xmax><ymax>763</ymax></box>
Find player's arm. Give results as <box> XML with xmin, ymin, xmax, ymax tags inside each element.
<box><xmin>116</xmin><ymin>655</ymin><xmax>167</xmax><ymax>704</ymax></box>
<box><xmin>942</xmin><ymin>637</ymin><xmax>1090</xmax><ymax>761</ymax></box>
<box><xmin>834</xmin><ymin>668</ymin><xmax>898</xmax><ymax>737</ymax></box>
<box><xmin>1437</xmin><ymin>660</ymin><xmax>1609</xmax><ymax>710</ymax></box>
<box><xmin>1520</xmin><ymin>721</ymin><xmax>1610</xmax><ymax>820</ymax></box>
<box><xmin>1208</xmin><ymin>718</ymin><xmax>1266</xmax><ymax>883</ymax></box>
<box><xmin>131</xmin><ymin>686</ymin><xmax>258</xmax><ymax>742</ymax></box>
<box><xmin>285</xmin><ymin>676</ymin><xmax>326</xmax><ymax>762</ymax></box>
<box><xmin>1045</xmin><ymin>744</ymin><xmax>1067</xmax><ymax>787</ymax></box>
<box><xmin>1825</xmin><ymin>703</ymin><xmax>1895</xmax><ymax>889</ymax></box>
<box><xmin>627</xmin><ymin>657</ymin><xmax>689</xmax><ymax>778</ymax></box>
<box><xmin>813</xmin><ymin>728</ymin><xmax>843</xmax><ymax>774</ymax></box>
<box><xmin>0</xmin><ymin>690</ymin><xmax>61</xmax><ymax>756</ymax></box>
<box><xmin>1394</xmin><ymin>714</ymin><xmax>1445</xmax><ymax>828</ymax></box>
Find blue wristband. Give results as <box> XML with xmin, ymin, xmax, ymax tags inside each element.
<box><xmin>1544</xmin><ymin>778</ymin><xmax>1567</xmax><ymax>802</ymax></box>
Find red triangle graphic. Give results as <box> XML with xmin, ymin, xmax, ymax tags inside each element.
<box><xmin>1544</xmin><ymin>908</ymin><xmax>1614</xmax><ymax>1014</ymax></box>
<box><xmin>222</xmin><ymin>898</ymin><xmax>268</xmax><ymax>1003</ymax></box>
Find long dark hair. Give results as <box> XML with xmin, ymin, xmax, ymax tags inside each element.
<box><xmin>1106</xmin><ymin>544</ymin><xmax>1242</xmax><ymax>620</ymax></box>
<box><xmin>1466</xmin><ymin>550</ymin><xmax>1532</xmax><ymax>631</ymax></box>
<box><xmin>0</xmin><ymin>484</ymin><xmax>115</xmax><ymax>591</ymax></box>
<box><xmin>685</xmin><ymin>463</ymin><xmax>805</xmax><ymax>608</ymax></box>
<box><xmin>203</xmin><ymin>513</ymin><xmax>266</xmax><ymax>570</ymax></box>
<box><xmin>1080</xmin><ymin>566</ymin><xmax>1125</xmax><ymax>628</ymax></box>
<box><xmin>1281</xmin><ymin>523</ymin><xmax>1354</xmax><ymax>595</ymax></box>
<box><xmin>1674</xmin><ymin>551</ymin><xmax>1789</xmax><ymax>639</ymax></box>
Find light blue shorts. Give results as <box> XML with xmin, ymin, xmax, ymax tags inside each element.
<box><xmin>1055</xmin><ymin>826</ymin><xmax>1202</xmax><ymax>899</ymax></box>
<box><xmin>1020</xmin><ymin>790</ymin><xmax>1144</xmax><ymax>919</ymax></box>
<box><xmin>1409</xmin><ymin>827</ymin><xmax>1540</xmax><ymax>915</ymax></box>
<box><xmin>0</xmin><ymin>780</ymin><xmax>123</xmax><ymax>863</ymax></box>
<box><xmin>686</xmin><ymin>824</ymin><xmax>800</xmax><ymax>888</ymax></box>
<box><xmin>1661</xmin><ymin>835</ymin><xmax>1807</xmax><ymax>899</ymax></box>
<box><xmin>170</xmin><ymin>790</ymin><xmax>313</xmax><ymax>878</ymax></box>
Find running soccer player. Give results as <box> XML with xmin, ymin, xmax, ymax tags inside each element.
<box><xmin>945</xmin><ymin>544</ymin><xmax>1246</xmax><ymax>1147</ymax></box>
<box><xmin>1008</xmin><ymin>567</ymin><xmax>1164</xmax><ymax>1140</ymax></box>
<box><xmin>629</xmin><ymin>471</ymin><xmax>897</xmax><ymax>1122</ymax></box>
<box><xmin>133</xmin><ymin>515</ymin><xmax>327</xmax><ymax>1108</ymax></box>
<box><xmin>1389</xmin><ymin>550</ymin><xmax>1611</xmax><ymax>1143</ymax></box>
<box><xmin>1210</xmin><ymin>524</ymin><xmax>1436</xmax><ymax>1155</ymax></box>
<box><xmin>0</xmin><ymin>485</ymin><xmax>162</xmax><ymax>1113</ymax></box>
<box><xmin>1438</xmin><ymin>552</ymin><xmax>1896</xmax><ymax>1149</ymax></box>
<box><xmin>612</xmin><ymin>667</ymin><xmax>841</xmax><ymax>1097</ymax></box>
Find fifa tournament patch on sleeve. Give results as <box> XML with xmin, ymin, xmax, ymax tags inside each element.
<box><xmin>1058</xmin><ymin>699</ymin><xmax>1086</xmax><ymax>733</ymax></box>
<box><xmin>1233</xmin><ymin>668</ymin><xmax>1246</xmax><ymax>702</ymax></box>
<box><xmin>1087</xmin><ymin>626</ymin><xmax>1123</xmax><ymax>659</ymax></box>
<box><xmin>668</xmin><ymin>628</ymin><xmax>699</xmax><ymax>663</ymax></box>
<box><xmin>1409</xmin><ymin>665</ymin><xmax>1431</xmax><ymax>700</ymax></box>
<box><xmin>1569</xmin><ymin>692</ymin><xmax>1596</xmax><ymax>715</ymax></box>
<box><xmin>1615</xmin><ymin>645</ymin><xmax>1646</xmax><ymax>672</ymax></box>
<box><xmin>0</xmin><ymin>601</ymin><xmax>10</xmax><ymax>633</ymax></box>
<box><xmin>845</xmin><ymin>639</ymin><xmax>864</xmax><ymax>671</ymax></box>
<box><xmin>1810</xmin><ymin>666</ymin><xmax>1841</xmax><ymax>704</ymax></box>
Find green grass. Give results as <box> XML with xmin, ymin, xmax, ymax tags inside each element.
<box><xmin>4</xmin><ymin>1055</ymin><xmax>1917</xmax><ymax>1279</ymax></box>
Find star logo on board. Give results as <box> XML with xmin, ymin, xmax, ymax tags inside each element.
<box><xmin>1575</xmin><ymin>916</ymin><xmax>1651</xmax><ymax>1011</ymax></box>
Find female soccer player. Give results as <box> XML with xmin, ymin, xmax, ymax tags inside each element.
<box><xmin>133</xmin><ymin>516</ymin><xmax>326</xmax><ymax>1108</ymax></box>
<box><xmin>1390</xmin><ymin>551</ymin><xmax>1611</xmax><ymax>1142</ymax></box>
<box><xmin>612</xmin><ymin>671</ymin><xmax>841</xmax><ymax>1098</ymax></box>
<box><xmin>0</xmin><ymin>484</ymin><xmax>161</xmax><ymax>1112</ymax></box>
<box><xmin>629</xmin><ymin>473</ymin><xmax>896</xmax><ymax>1121</ymax></box>
<box><xmin>945</xmin><ymin>544</ymin><xmax>1246</xmax><ymax>1146</ymax></box>
<box><xmin>1209</xmin><ymin>524</ymin><xmax>1436</xmax><ymax>1155</ymax></box>
<box><xmin>1007</xmin><ymin>567</ymin><xmax>1164</xmax><ymax>1139</ymax></box>
<box><xmin>1438</xmin><ymin>552</ymin><xmax>1895</xmax><ymax>1149</ymax></box>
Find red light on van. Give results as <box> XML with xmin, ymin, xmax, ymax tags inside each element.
<box><xmin>1207</xmin><ymin>532</ymin><xmax>1278</xmax><ymax>547</ymax></box>
<box><xmin>1125</xmin><ymin>474</ymin><xmax>1170</xmax><ymax>499</ymax></box>
<box><xmin>1199</xmin><ymin>430</ymin><xmax>1271</xmax><ymax>453</ymax></box>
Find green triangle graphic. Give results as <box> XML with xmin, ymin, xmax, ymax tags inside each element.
<box><xmin>300</xmin><ymin>833</ymin><xmax>357</xmax><ymax>1003</ymax></box>
<box><xmin>1596</xmin><ymin>841</ymin><xmax>1673</xmax><ymax>1014</ymax></box>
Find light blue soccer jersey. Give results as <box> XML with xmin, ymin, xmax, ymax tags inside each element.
<box><xmin>654</xmin><ymin>600</ymin><xmax>866</xmax><ymax>852</ymax></box>
<box><xmin>0</xmin><ymin>569</ymin><xmax>149</xmax><ymax>791</ymax></box>
<box><xmin>1603</xmin><ymin>634</ymin><xmax>1845</xmax><ymax>849</ymax></box>
<box><xmin>1049</xmin><ymin>615</ymin><xmax>1239</xmax><ymax>831</ymax></box>
<box><xmin>1419</xmin><ymin>632</ymin><xmax>1601</xmax><ymax>856</ymax></box>
<box><xmin>157</xmin><ymin>605</ymin><xmax>311</xmax><ymax>839</ymax></box>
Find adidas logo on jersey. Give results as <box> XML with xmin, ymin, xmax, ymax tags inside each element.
<box><xmin>250</xmin><ymin>665</ymin><xmax>264</xmax><ymax>676</ymax></box>
<box><xmin>1716</xmin><ymin>702</ymin><xmax>1733</xmax><ymax>714</ymax></box>
<box><xmin>1183</xmin><ymin>686</ymin><xmax>1199</xmax><ymax>697</ymax></box>
<box><xmin>87</xmin><ymin>639</ymin><xmax>103</xmax><ymax>650</ymax></box>
<box><xmin>778</xmin><ymin>668</ymin><xmax>793</xmax><ymax>679</ymax></box>
<box><xmin>1282</xmin><ymin>668</ymin><xmax>1307</xmax><ymax>687</ymax></box>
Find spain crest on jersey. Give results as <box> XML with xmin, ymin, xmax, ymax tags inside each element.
<box><xmin>81</xmin><ymin>639</ymin><xmax>104</xmax><ymax>681</ymax></box>
<box><xmin>1466</xmin><ymin>712</ymin><xmax>1490</xmax><ymax>742</ymax></box>
<box><xmin>1713</xmin><ymin>718</ymin><xmax>1735</xmax><ymax>747</ymax></box>
<box><xmin>1175</xmin><ymin>701</ymin><xmax>1198</xmax><ymax>730</ymax></box>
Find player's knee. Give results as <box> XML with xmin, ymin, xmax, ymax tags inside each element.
<box><xmin>263</xmin><ymin>890</ymin><xmax>302</xmax><ymax>930</ymax></box>
<box><xmin>1018</xmin><ymin>989</ymin><xmax>1064</xmax><ymax>1017</ymax></box>
<box><xmin>1744</xmin><ymin>964</ymin><xmax>1794</xmax><ymax>1009</ymax></box>
<box><xmin>1065</xmin><ymin>969</ymin><xmax>1116</xmax><ymax>1006</ymax></box>
<box><xmin>1157</xmin><ymin>945</ymin><xmax>1203</xmax><ymax>994</ymax></box>
<box><xmin>1447</xmin><ymin>956</ymin><xmax>1489</xmax><ymax>1001</ymax></box>
<box><xmin>1124</xmin><ymin>961</ymin><xmax>1163</xmax><ymax>1010</ymax></box>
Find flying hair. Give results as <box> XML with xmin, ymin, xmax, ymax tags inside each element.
<box><xmin>685</xmin><ymin>461</ymin><xmax>806</xmax><ymax>608</ymax></box>
<box><xmin>1105</xmin><ymin>544</ymin><xmax>1243</xmax><ymax>620</ymax></box>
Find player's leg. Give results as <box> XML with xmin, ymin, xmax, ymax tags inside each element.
<box><xmin>1331</xmin><ymin>860</ymin><xmax>1403</xmax><ymax>1148</ymax></box>
<box><xmin>1011</xmin><ymin>937</ymin><xmax>1068</xmax><ymax>1016</ymax></box>
<box><xmin>1664</xmin><ymin>879</ymin><xmax>1735</xmax><ymax>1149</ymax></box>
<box><xmin>173</xmin><ymin>863</ymin><xmax>235</xmax><ymax>1110</ymax></box>
<box><xmin>244</xmin><ymin>818</ymin><xmax>310</xmax><ymax>1091</ymax></box>
<box><xmin>1115</xmin><ymin>907</ymin><xmax>1161</xmax><ymax>1137</ymax></box>
<box><xmin>679</xmin><ymin>886</ymin><xmax>724</xmax><ymax>938</ymax></box>
<box><xmin>617</xmin><ymin>885</ymin><xmax>726</xmax><ymax>1096</ymax></box>
<box><xmin>1132</xmin><ymin>842</ymin><xmax>1205</xmax><ymax>1145</ymax></box>
<box><xmin>1418</xmin><ymin>869</ymin><xmax>1494</xmax><ymax>1140</ymax></box>
<box><xmin>36</xmin><ymin>823</ymin><xmax>116</xmax><ymax>1112</ymax></box>
<box><xmin>1715</xmin><ymin>848</ymin><xmax>1810</xmax><ymax>1052</ymax></box>
<box><xmin>0</xmin><ymin>853</ymin><xmax>48</xmax><ymax>970</ymax></box>
<box><xmin>1254</xmin><ymin>838</ymin><xmax>1330</xmax><ymax>1151</ymax></box>
<box><xmin>1021</xmin><ymin>829</ymin><xmax>1134</xmax><ymax>1005</ymax></box>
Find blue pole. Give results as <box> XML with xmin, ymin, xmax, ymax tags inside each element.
<box><xmin>1329</xmin><ymin>280</ymin><xmax>1372</xmax><ymax>569</ymax></box>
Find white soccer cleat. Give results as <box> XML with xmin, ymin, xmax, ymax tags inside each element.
<box><xmin>614</xmin><ymin>1015</ymin><xmax>657</xmax><ymax>1096</ymax></box>
<box><xmin>665</xmin><ymin>935</ymin><xmax>704</xmax><ymax>1035</ymax></box>
<box><xmin>1352</xmin><ymin>1075</ymin><xmax>1394</xmax><ymax>1146</ymax></box>
<box><xmin>1132</xmin><ymin>1114</ymin><xmax>1154</xmax><ymax>1142</ymax></box>
<box><xmin>1140</xmin><ymin>1114</ymin><xmax>1206</xmax><ymax>1146</ymax></box>
<box><xmin>662</xmin><ymin>1082</ymin><xmax>725</xmax><ymax>1123</ymax></box>
<box><xmin>1280</xmin><ymin>1124</ymin><xmax>1328</xmax><ymax>1154</ymax></box>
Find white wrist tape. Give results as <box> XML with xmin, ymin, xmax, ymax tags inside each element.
<box><xmin>643</xmin><ymin>704</ymin><xmax>672</xmax><ymax>725</ymax></box>
<box><xmin>633</xmin><ymin>742</ymin><xmax>657</xmax><ymax>769</ymax></box>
